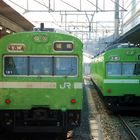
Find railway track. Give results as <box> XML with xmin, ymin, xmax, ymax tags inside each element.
<box><xmin>118</xmin><ymin>115</ymin><xmax>140</xmax><ymax>140</ymax></box>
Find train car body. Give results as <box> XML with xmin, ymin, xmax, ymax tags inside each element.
<box><xmin>0</xmin><ymin>31</ymin><xmax>83</xmax><ymax>133</ymax></box>
<box><xmin>91</xmin><ymin>44</ymin><xmax>140</xmax><ymax>111</ymax></box>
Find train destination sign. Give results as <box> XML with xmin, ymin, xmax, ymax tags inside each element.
<box><xmin>7</xmin><ymin>44</ymin><xmax>25</xmax><ymax>52</ymax></box>
<box><xmin>53</xmin><ymin>42</ymin><xmax>73</xmax><ymax>51</ymax></box>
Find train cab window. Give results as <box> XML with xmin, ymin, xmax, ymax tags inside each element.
<box><xmin>4</xmin><ymin>56</ymin><xmax>77</xmax><ymax>77</ymax></box>
<box><xmin>29</xmin><ymin>57</ymin><xmax>52</xmax><ymax>75</ymax></box>
<box><xmin>106</xmin><ymin>62</ymin><xmax>140</xmax><ymax>76</ymax></box>
<box><xmin>54</xmin><ymin>57</ymin><xmax>77</xmax><ymax>76</ymax></box>
<box><xmin>4</xmin><ymin>57</ymin><xmax>28</xmax><ymax>75</ymax></box>
<box><xmin>134</xmin><ymin>63</ymin><xmax>140</xmax><ymax>75</ymax></box>
<box><xmin>106</xmin><ymin>62</ymin><xmax>121</xmax><ymax>76</ymax></box>
<box><xmin>122</xmin><ymin>63</ymin><xmax>136</xmax><ymax>76</ymax></box>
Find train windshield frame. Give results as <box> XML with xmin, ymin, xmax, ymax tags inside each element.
<box><xmin>106</xmin><ymin>62</ymin><xmax>140</xmax><ymax>76</ymax></box>
<box><xmin>4</xmin><ymin>55</ymin><xmax>78</xmax><ymax>77</ymax></box>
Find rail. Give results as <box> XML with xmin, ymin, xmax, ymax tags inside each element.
<box><xmin>118</xmin><ymin>115</ymin><xmax>139</xmax><ymax>140</ymax></box>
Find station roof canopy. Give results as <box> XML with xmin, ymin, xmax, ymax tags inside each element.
<box><xmin>0</xmin><ymin>0</ymin><xmax>34</xmax><ymax>31</ymax></box>
<box><xmin>115</xmin><ymin>23</ymin><xmax>140</xmax><ymax>44</ymax></box>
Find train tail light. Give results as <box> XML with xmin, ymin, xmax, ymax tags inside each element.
<box><xmin>107</xmin><ymin>89</ymin><xmax>111</xmax><ymax>93</ymax></box>
<box><xmin>71</xmin><ymin>99</ymin><xmax>76</xmax><ymax>104</ymax></box>
<box><xmin>5</xmin><ymin>99</ymin><xmax>11</xmax><ymax>104</ymax></box>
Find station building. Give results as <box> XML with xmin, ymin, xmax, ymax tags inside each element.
<box><xmin>0</xmin><ymin>1</ymin><xmax>34</xmax><ymax>38</ymax></box>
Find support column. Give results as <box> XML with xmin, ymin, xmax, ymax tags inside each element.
<box><xmin>114</xmin><ymin>0</ymin><xmax>120</xmax><ymax>38</ymax></box>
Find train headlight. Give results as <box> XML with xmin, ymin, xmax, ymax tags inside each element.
<box><xmin>126</xmin><ymin>50</ymin><xmax>135</xmax><ymax>55</ymax></box>
<box><xmin>33</xmin><ymin>35</ymin><xmax>40</xmax><ymax>41</ymax></box>
<box><xmin>41</xmin><ymin>35</ymin><xmax>48</xmax><ymax>42</ymax></box>
<box><xmin>33</xmin><ymin>35</ymin><xmax>48</xmax><ymax>43</ymax></box>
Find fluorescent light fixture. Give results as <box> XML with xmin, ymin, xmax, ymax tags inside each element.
<box><xmin>6</xmin><ymin>29</ymin><xmax>11</xmax><ymax>34</ymax></box>
<box><xmin>0</xmin><ymin>25</ymin><xmax>3</xmax><ymax>30</ymax></box>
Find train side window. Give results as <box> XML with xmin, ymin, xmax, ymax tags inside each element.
<box><xmin>106</xmin><ymin>62</ymin><xmax>121</xmax><ymax>76</ymax></box>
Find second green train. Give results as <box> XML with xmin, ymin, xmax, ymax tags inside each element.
<box><xmin>90</xmin><ymin>43</ymin><xmax>140</xmax><ymax>111</ymax></box>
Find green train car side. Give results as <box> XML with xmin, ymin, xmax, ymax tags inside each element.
<box><xmin>91</xmin><ymin>46</ymin><xmax>140</xmax><ymax>111</ymax></box>
<box><xmin>0</xmin><ymin>31</ymin><xmax>83</xmax><ymax>132</ymax></box>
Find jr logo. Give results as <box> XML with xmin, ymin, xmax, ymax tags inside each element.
<box><xmin>60</xmin><ymin>82</ymin><xmax>71</xmax><ymax>89</ymax></box>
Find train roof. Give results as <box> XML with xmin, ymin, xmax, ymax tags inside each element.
<box><xmin>1</xmin><ymin>31</ymin><xmax>82</xmax><ymax>42</ymax></box>
<box><xmin>94</xmin><ymin>43</ymin><xmax>140</xmax><ymax>58</ymax></box>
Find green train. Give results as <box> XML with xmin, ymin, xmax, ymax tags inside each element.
<box><xmin>0</xmin><ymin>31</ymin><xmax>83</xmax><ymax>133</ymax></box>
<box><xmin>90</xmin><ymin>43</ymin><xmax>140</xmax><ymax>111</ymax></box>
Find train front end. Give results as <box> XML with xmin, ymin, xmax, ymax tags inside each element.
<box><xmin>0</xmin><ymin>32</ymin><xmax>83</xmax><ymax>132</ymax></box>
<box><xmin>103</xmin><ymin>48</ymin><xmax>140</xmax><ymax>111</ymax></box>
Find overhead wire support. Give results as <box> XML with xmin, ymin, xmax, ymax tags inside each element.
<box><xmin>80</xmin><ymin>0</ymin><xmax>81</xmax><ymax>11</ymax></box>
<box><xmin>60</xmin><ymin>0</ymin><xmax>80</xmax><ymax>11</ymax></box>
<box><xmin>85</xmin><ymin>12</ymin><xmax>95</xmax><ymax>39</ymax></box>
<box><xmin>86</xmin><ymin>0</ymin><xmax>102</xmax><ymax>12</ymax></box>
<box><xmin>6</xmin><ymin>0</ymin><xmax>126</xmax><ymax>13</ymax></box>
<box><xmin>22</xmin><ymin>10</ymin><xmax>125</xmax><ymax>13</ymax></box>
<box><xmin>110</xmin><ymin>0</ymin><xmax>127</xmax><ymax>11</ymax></box>
<box><xmin>4</xmin><ymin>0</ymin><xmax>126</xmax><ymax>43</ymax></box>
<box><xmin>48</xmin><ymin>0</ymin><xmax>51</xmax><ymax>13</ymax></box>
<box><xmin>33</xmin><ymin>0</ymin><xmax>54</xmax><ymax>12</ymax></box>
<box><xmin>6</xmin><ymin>0</ymin><xmax>26</xmax><ymax>11</ymax></box>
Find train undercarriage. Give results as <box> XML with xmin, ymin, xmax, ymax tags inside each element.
<box><xmin>91</xmin><ymin>79</ymin><xmax>140</xmax><ymax>112</ymax></box>
<box><xmin>0</xmin><ymin>108</ymin><xmax>81</xmax><ymax>133</ymax></box>
<box><xmin>104</xmin><ymin>96</ymin><xmax>140</xmax><ymax>111</ymax></box>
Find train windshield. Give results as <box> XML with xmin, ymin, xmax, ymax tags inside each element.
<box><xmin>54</xmin><ymin>57</ymin><xmax>77</xmax><ymax>75</ymax></box>
<box><xmin>4</xmin><ymin>56</ymin><xmax>77</xmax><ymax>76</ymax></box>
<box><xmin>122</xmin><ymin>63</ymin><xmax>136</xmax><ymax>76</ymax></box>
<box><xmin>106</xmin><ymin>62</ymin><xmax>140</xmax><ymax>76</ymax></box>
<box><xmin>106</xmin><ymin>63</ymin><xmax>121</xmax><ymax>76</ymax></box>
<box><xmin>4</xmin><ymin>57</ymin><xmax>28</xmax><ymax>75</ymax></box>
<box><xmin>30</xmin><ymin>57</ymin><xmax>52</xmax><ymax>75</ymax></box>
